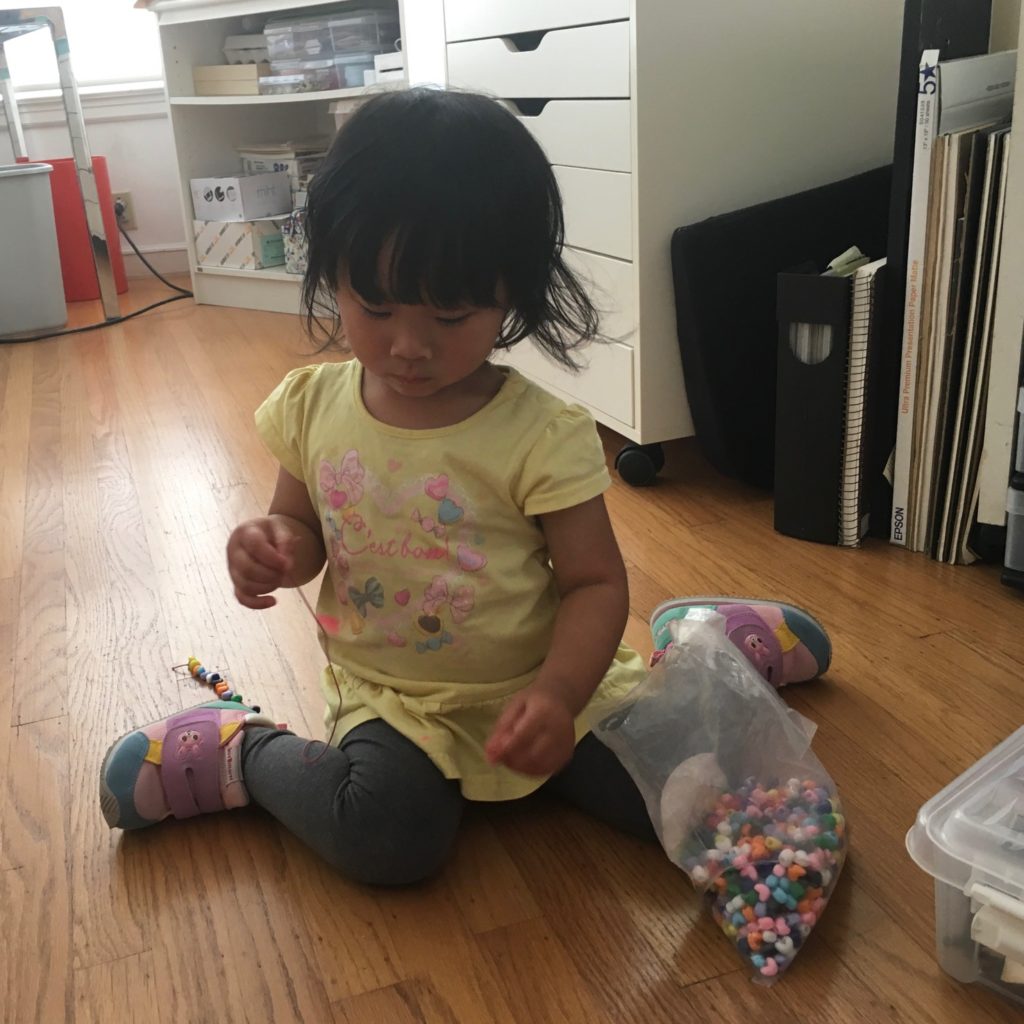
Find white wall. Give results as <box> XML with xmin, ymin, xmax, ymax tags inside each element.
<box><xmin>0</xmin><ymin>88</ymin><xmax>187</xmax><ymax>274</ymax></box>
<box><xmin>992</xmin><ymin>0</ymin><xmax>1021</xmax><ymax>49</ymax></box>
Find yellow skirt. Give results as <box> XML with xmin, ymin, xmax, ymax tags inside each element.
<box><xmin>318</xmin><ymin>644</ymin><xmax>647</xmax><ymax>801</ymax></box>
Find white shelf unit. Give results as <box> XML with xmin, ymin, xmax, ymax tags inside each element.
<box><xmin>445</xmin><ymin>0</ymin><xmax>904</xmax><ymax>446</ymax></box>
<box><xmin>149</xmin><ymin>0</ymin><xmax>408</xmax><ymax>315</ymax></box>
<box><xmin>168</xmin><ymin>83</ymin><xmax>395</xmax><ymax>106</ymax></box>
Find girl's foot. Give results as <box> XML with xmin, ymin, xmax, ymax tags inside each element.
<box><xmin>650</xmin><ymin>597</ymin><xmax>831</xmax><ymax>687</ymax></box>
<box><xmin>99</xmin><ymin>700</ymin><xmax>279</xmax><ymax>829</ymax></box>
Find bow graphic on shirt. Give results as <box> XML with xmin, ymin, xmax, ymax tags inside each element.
<box><xmin>348</xmin><ymin>577</ymin><xmax>385</xmax><ymax>617</ymax></box>
<box><xmin>422</xmin><ymin>576</ymin><xmax>475</xmax><ymax>624</ymax></box>
<box><xmin>320</xmin><ymin>450</ymin><xmax>365</xmax><ymax>510</ymax></box>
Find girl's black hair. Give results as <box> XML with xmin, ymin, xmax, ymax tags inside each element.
<box><xmin>302</xmin><ymin>87</ymin><xmax>598</xmax><ymax>368</ymax></box>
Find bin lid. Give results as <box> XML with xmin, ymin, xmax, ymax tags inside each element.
<box><xmin>0</xmin><ymin>162</ymin><xmax>52</xmax><ymax>178</ymax></box>
<box><xmin>907</xmin><ymin>725</ymin><xmax>1024</xmax><ymax>898</ymax></box>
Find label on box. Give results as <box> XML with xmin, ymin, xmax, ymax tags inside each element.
<box><xmin>193</xmin><ymin>218</ymin><xmax>285</xmax><ymax>270</ymax></box>
<box><xmin>190</xmin><ymin>172</ymin><xmax>291</xmax><ymax>223</ymax></box>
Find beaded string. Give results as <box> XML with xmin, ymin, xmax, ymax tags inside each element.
<box><xmin>172</xmin><ymin>589</ymin><xmax>344</xmax><ymax>764</ymax></box>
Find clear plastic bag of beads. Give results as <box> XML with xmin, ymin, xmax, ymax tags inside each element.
<box><xmin>594</xmin><ymin>611</ymin><xmax>847</xmax><ymax>983</ymax></box>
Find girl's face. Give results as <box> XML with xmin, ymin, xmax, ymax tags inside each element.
<box><xmin>336</xmin><ymin>282</ymin><xmax>506</xmax><ymax>401</ymax></box>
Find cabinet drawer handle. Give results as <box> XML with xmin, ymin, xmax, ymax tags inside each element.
<box><xmin>502</xmin><ymin>30</ymin><xmax>548</xmax><ymax>53</ymax></box>
<box><xmin>505</xmin><ymin>98</ymin><xmax>551</xmax><ymax>116</ymax></box>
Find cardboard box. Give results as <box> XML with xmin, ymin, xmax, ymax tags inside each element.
<box><xmin>190</xmin><ymin>172</ymin><xmax>291</xmax><ymax>222</ymax></box>
<box><xmin>192</xmin><ymin>63</ymin><xmax>269</xmax><ymax>96</ymax></box>
<box><xmin>193</xmin><ymin>218</ymin><xmax>286</xmax><ymax>270</ymax></box>
<box><xmin>223</xmin><ymin>35</ymin><xmax>269</xmax><ymax>64</ymax></box>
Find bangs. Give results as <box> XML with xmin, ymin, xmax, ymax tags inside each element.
<box><xmin>344</xmin><ymin>212</ymin><xmax>505</xmax><ymax>311</ymax></box>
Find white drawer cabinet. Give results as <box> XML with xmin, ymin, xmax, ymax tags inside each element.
<box><xmin>444</xmin><ymin>0</ymin><xmax>903</xmax><ymax>473</ymax></box>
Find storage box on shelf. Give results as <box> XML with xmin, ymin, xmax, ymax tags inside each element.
<box><xmin>223</xmin><ymin>34</ymin><xmax>269</xmax><ymax>64</ymax></box>
<box><xmin>444</xmin><ymin>0</ymin><xmax>903</xmax><ymax>464</ymax></box>
<box><xmin>907</xmin><ymin>725</ymin><xmax>1024</xmax><ymax>1008</ymax></box>
<box><xmin>193</xmin><ymin>63</ymin><xmax>268</xmax><ymax>96</ymax></box>
<box><xmin>193</xmin><ymin>218</ymin><xmax>287</xmax><ymax>270</ymax></box>
<box><xmin>261</xmin><ymin>54</ymin><xmax>374</xmax><ymax>93</ymax></box>
<box><xmin>190</xmin><ymin>172</ymin><xmax>291</xmax><ymax>221</ymax></box>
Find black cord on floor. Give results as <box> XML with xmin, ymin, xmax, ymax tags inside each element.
<box><xmin>1</xmin><ymin>221</ymin><xmax>194</xmax><ymax>345</ymax></box>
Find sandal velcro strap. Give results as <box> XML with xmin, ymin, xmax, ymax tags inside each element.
<box><xmin>161</xmin><ymin>708</ymin><xmax>226</xmax><ymax>818</ymax></box>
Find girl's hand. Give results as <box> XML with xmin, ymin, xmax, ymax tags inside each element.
<box><xmin>485</xmin><ymin>687</ymin><xmax>576</xmax><ymax>777</ymax></box>
<box><xmin>227</xmin><ymin>517</ymin><xmax>296</xmax><ymax>610</ymax></box>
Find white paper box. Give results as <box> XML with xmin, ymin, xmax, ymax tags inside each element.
<box><xmin>192</xmin><ymin>218</ymin><xmax>285</xmax><ymax>270</ymax></box>
<box><xmin>374</xmin><ymin>52</ymin><xmax>404</xmax><ymax>73</ymax></box>
<box><xmin>190</xmin><ymin>172</ymin><xmax>291</xmax><ymax>222</ymax></box>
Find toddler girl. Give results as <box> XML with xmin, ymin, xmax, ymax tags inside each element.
<box><xmin>100</xmin><ymin>88</ymin><xmax>830</xmax><ymax>884</ymax></box>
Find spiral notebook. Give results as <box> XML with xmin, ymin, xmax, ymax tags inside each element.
<box><xmin>840</xmin><ymin>258</ymin><xmax>888</xmax><ymax>546</ymax></box>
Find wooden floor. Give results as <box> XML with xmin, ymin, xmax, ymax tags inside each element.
<box><xmin>2</xmin><ymin>279</ymin><xmax>1023</xmax><ymax>1023</ymax></box>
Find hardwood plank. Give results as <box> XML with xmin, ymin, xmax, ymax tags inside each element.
<box><xmin>447</xmin><ymin>811</ymin><xmax>542</xmax><ymax>935</ymax></box>
<box><xmin>12</xmin><ymin>341</ymin><xmax>66</xmax><ymax>725</ymax></box>
<box><xmin>0</xmin><ymin>345</ymin><xmax>34</xmax><ymax>579</ymax></box>
<box><xmin>278</xmin><ymin>830</ymin><xmax>404</xmax><ymax>1002</ymax></box>
<box><xmin>73</xmin><ymin>951</ymin><xmax>158</xmax><ymax>1024</ymax></box>
<box><xmin>476</xmin><ymin>917</ymin><xmax>613</xmax><ymax>1024</ymax></box>
<box><xmin>487</xmin><ymin>797</ymin><xmax>720</xmax><ymax>1021</ymax></box>
<box><xmin>332</xmin><ymin>979</ymin><xmax>458</xmax><ymax>1024</ymax></box>
<box><xmin>0</xmin><ymin>576</ymin><xmax>17</xmax><ymax>871</ymax></box>
<box><xmin>126</xmin><ymin>810</ymin><xmax>333</xmax><ymax>1024</ymax></box>
<box><xmin>375</xmin><ymin>876</ymin><xmax>519</xmax><ymax>1024</ymax></box>
<box><xmin>60</xmin><ymin>331</ymin><xmax>164</xmax><ymax>969</ymax></box>
<box><xmin>0</xmin><ymin>717</ymin><xmax>71</xmax><ymax>1022</ymax></box>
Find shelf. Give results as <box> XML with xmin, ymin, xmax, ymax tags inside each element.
<box><xmin>168</xmin><ymin>83</ymin><xmax>401</xmax><ymax>106</ymax></box>
<box><xmin>195</xmin><ymin>264</ymin><xmax>302</xmax><ymax>283</ymax></box>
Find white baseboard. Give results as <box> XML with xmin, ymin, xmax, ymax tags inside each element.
<box><xmin>122</xmin><ymin>246</ymin><xmax>190</xmax><ymax>279</ymax></box>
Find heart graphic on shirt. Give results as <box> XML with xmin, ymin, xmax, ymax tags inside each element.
<box><xmin>438</xmin><ymin>498</ymin><xmax>464</xmax><ymax>525</ymax></box>
<box><xmin>457</xmin><ymin>544</ymin><xmax>487</xmax><ymax>573</ymax></box>
<box><xmin>329</xmin><ymin>490</ymin><xmax>348</xmax><ymax>509</ymax></box>
<box><xmin>316</xmin><ymin>614</ymin><xmax>341</xmax><ymax>636</ymax></box>
<box><xmin>424</xmin><ymin>474</ymin><xmax>449</xmax><ymax>501</ymax></box>
<box><xmin>394</xmin><ymin>589</ymin><xmax>410</xmax><ymax>606</ymax></box>
<box><xmin>386</xmin><ymin>631</ymin><xmax>407</xmax><ymax>647</ymax></box>
<box><xmin>387</xmin><ymin>459</ymin><xmax>402</xmax><ymax>473</ymax></box>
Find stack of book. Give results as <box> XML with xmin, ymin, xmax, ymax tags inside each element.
<box><xmin>890</xmin><ymin>48</ymin><xmax>1017</xmax><ymax>562</ymax></box>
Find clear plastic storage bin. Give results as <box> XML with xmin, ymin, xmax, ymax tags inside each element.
<box><xmin>264</xmin><ymin>16</ymin><xmax>334</xmax><ymax>61</ymax></box>
<box><xmin>907</xmin><ymin>725</ymin><xmax>1024</xmax><ymax>1008</ymax></box>
<box><xmin>329</xmin><ymin>11</ymin><xmax>400</xmax><ymax>55</ymax></box>
<box><xmin>260</xmin><ymin>55</ymin><xmax>372</xmax><ymax>93</ymax></box>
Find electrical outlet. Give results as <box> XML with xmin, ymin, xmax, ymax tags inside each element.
<box><xmin>112</xmin><ymin>191</ymin><xmax>137</xmax><ymax>231</ymax></box>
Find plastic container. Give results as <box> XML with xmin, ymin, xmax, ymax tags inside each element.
<box><xmin>0</xmin><ymin>163</ymin><xmax>67</xmax><ymax>336</ymax></box>
<box><xmin>329</xmin><ymin>11</ymin><xmax>400</xmax><ymax>56</ymax></box>
<box><xmin>264</xmin><ymin>16</ymin><xmax>334</xmax><ymax>61</ymax></box>
<box><xmin>907</xmin><ymin>725</ymin><xmax>1024</xmax><ymax>1007</ymax></box>
<box><xmin>261</xmin><ymin>56</ymin><xmax>373</xmax><ymax>93</ymax></box>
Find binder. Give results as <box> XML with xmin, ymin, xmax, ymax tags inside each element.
<box><xmin>774</xmin><ymin>273</ymin><xmax>852</xmax><ymax>544</ymax></box>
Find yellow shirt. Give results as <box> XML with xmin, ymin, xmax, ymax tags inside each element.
<box><xmin>255</xmin><ymin>360</ymin><xmax>645</xmax><ymax>800</ymax></box>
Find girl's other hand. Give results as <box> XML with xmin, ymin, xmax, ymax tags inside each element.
<box><xmin>227</xmin><ymin>517</ymin><xmax>296</xmax><ymax>609</ymax></box>
<box><xmin>485</xmin><ymin>687</ymin><xmax>575</xmax><ymax>777</ymax></box>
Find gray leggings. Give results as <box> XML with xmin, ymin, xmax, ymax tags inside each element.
<box><xmin>242</xmin><ymin>720</ymin><xmax>655</xmax><ymax>885</ymax></box>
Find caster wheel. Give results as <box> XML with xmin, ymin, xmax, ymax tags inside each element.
<box><xmin>614</xmin><ymin>443</ymin><xmax>665</xmax><ymax>487</ymax></box>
